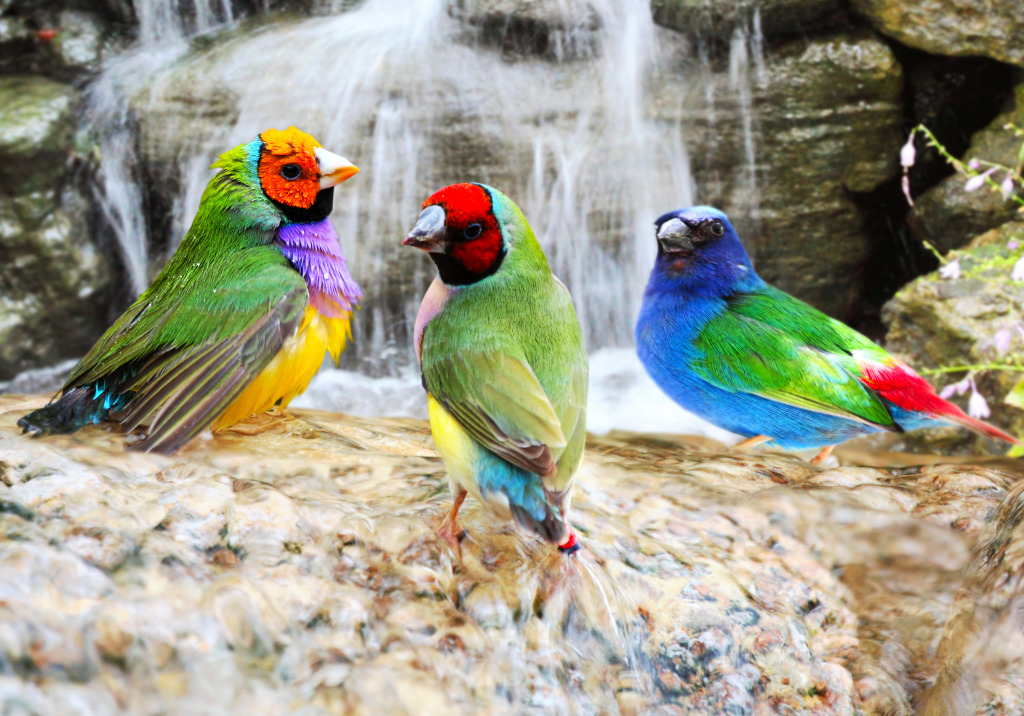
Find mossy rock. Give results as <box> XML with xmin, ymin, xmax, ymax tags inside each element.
<box><xmin>0</xmin><ymin>75</ymin><xmax>79</xmax><ymax>194</ymax></box>
<box><xmin>883</xmin><ymin>220</ymin><xmax>1024</xmax><ymax>453</ymax></box>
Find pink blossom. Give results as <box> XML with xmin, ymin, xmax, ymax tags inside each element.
<box><xmin>994</xmin><ymin>326</ymin><xmax>1013</xmax><ymax>355</ymax></box>
<box><xmin>968</xmin><ymin>159</ymin><xmax>981</xmax><ymax>170</ymax></box>
<box><xmin>939</xmin><ymin>258</ymin><xmax>961</xmax><ymax>280</ymax></box>
<box><xmin>965</xmin><ymin>167</ymin><xmax>997</xmax><ymax>191</ymax></box>
<box><xmin>900</xmin><ymin>134</ymin><xmax>916</xmax><ymax>168</ymax></box>
<box><xmin>1012</xmin><ymin>256</ymin><xmax>1024</xmax><ymax>282</ymax></box>
<box><xmin>1002</xmin><ymin>173</ymin><xmax>1016</xmax><ymax>199</ymax></box>
<box><xmin>968</xmin><ymin>387</ymin><xmax>991</xmax><ymax>420</ymax></box>
<box><xmin>940</xmin><ymin>376</ymin><xmax>972</xmax><ymax>399</ymax></box>
<box><xmin>1009</xmin><ymin>239</ymin><xmax>1020</xmax><ymax>250</ymax></box>
<box><xmin>901</xmin><ymin>174</ymin><xmax>914</xmax><ymax>206</ymax></box>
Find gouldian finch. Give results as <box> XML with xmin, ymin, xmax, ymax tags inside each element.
<box><xmin>636</xmin><ymin>206</ymin><xmax>1019</xmax><ymax>463</ymax></box>
<box><xmin>19</xmin><ymin>127</ymin><xmax>361</xmax><ymax>453</ymax></box>
<box><xmin>404</xmin><ymin>183</ymin><xmax>588</xmax><ymax>553</ymax></box>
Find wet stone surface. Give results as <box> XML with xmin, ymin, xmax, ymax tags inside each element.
<box><xmin>1</xmin><ymin>394</ymin><xmax>1023</xmax><ymax>714</ymax></box>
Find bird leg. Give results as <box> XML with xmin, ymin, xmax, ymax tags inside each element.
<box><xmin>731</xmin><ymin>434</ymin><xmax>773</xmax><ymax>453</ymax></box>
<box><xmin>437</xmin><ymin>486</ymin><xmax>468</xmax><ymax>557</ymax></box>
<box><xmin>810</xmin><ymin>445</ymin><xmax>835</xmax><ymax>465</ymax></box>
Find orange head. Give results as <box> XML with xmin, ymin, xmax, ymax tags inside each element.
<box><xmin>257</xmin><ymin>127</ymin><xmax>359</xmax><ymax>210</ymax></box>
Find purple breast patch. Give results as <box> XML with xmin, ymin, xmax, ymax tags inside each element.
<box><xmin>277</xmin><ymin>220</ymin><xmax>362</xmax><ymax>318</ymax></box>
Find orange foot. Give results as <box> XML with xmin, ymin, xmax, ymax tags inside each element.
<box><xmin>731</xmin><ymin>434</ymin><xmax>772</xmax><ymax>453</ymax></box>
<box><xmin>436</xmin><ymin>487</ymin><xmax>468</xmax><ymax>558</ymax></box>
<box><xmin>810</xmin><ymin>444</ymin><xmax>835</xmax><ymax>465</ymax></box>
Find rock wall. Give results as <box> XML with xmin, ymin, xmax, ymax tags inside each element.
<box><xmin>2</xmin><ymin>0</ymin><xmax>1023</xmax><ymax>378</ymax></box>
<box><xmin>0</xmin><ymin>0</ymin><xmax>128</xmax><ymax>379</ymax></box>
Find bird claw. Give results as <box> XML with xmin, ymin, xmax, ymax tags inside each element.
<box><xmin>809</xmin><ymin>445</ymin><xmax>835</xmax><ymax>465</ymax></box>
<box><xmin>436</xmin><ymin>520</ymin><xmax>465</xmax><ymax>558</ymax></box>
<box><xmin>731</xmin><ymin>434</ymin><xmax>773</xmax><ymax>453</ymax></box>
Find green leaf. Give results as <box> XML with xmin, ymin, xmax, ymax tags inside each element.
<box><xmin>1005</xmin><ymin>377</ymin><xmax>1024</xmax><ymax>410</ymax></box>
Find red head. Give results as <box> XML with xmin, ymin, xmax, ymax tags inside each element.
<box><xmin>403</xmin><ymin>183</ymin><xmax>506</xmax><ymax>286</ymax></box>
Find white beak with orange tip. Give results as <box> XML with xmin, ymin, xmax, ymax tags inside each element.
<box><xmin>315</xmin><ymin>147</ymin><xmax>359</xmax><ymax>189</ymax></box>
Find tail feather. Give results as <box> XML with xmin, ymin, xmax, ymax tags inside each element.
<box><xmin>18</xmin><ymin>386</ymin><xmax>112</xmax><ymax>436</ymax></box>
<box><xmin>949</xmin><ymin>413</ymin><xmax>1020</xmax><ymax>445</ymax></box>
<box><xmin>509</xmin><ymin>502</ymin><xmax>568</xmax><ymax>545</ymax></box>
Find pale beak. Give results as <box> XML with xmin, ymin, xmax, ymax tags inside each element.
<box><xmin>315</xmin><ymin>146</ymin><xmax>359</xmax><ymax>189</ymax></box>
<box><xmin>656</xmin><ymin>217</ymin><xmax>694</xmax><ymax>253</ymax></box>
<box><xmin>403</xmin><ymin>205</ymin><xmax>447</xmax><ymax>252</ymax></box>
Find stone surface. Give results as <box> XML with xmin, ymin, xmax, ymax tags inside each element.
<box><xmin>909</xmin><ymin>84</ymin><xmax>1024</xmax><ymax>254</ymax></box>
<box><xmin>655</xmin><ymin>30</ymin><xmax>905</xmax><ymax>318</ymax></box>
<box><xmin>0</xmin><ymin>75</ymin><xmax>79</xmax><ymax>194</ymax></box>
<box><xmin>652</xmin><ymin>0</ymin><xmax>842</xmax><ymax>40</ymax></box>
<box><xmin>882</xmin><ymin>220</ymin><xmax>1024</xmax><ymax>453</ymax></box>
<box><xmin>0</xmin><ymin>75</ymin><xmax>116</xmax><ymax>380</ymax></box>
<box><xmin>850</xmin><ymin>0</ymin><xmax>1024</xmax><ymax>69</ymax></box>
<box><xmin>1</xmin><ymin>396</ymin><xmax>1023</xmax><ymax>713</ymax></box>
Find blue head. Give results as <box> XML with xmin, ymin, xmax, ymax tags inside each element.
<box><xmin>647</xmin><ymin>206</ymin><xmax>757</xmax><ymax>298</ymax></box>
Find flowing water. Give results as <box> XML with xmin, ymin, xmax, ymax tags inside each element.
<box><xmin>82</xmin><ymin>0</ymin><xmax>752</xmax><ymax>440</ymax></box>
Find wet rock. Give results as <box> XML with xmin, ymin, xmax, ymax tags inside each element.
<box><xmin>0</xmin><ymin>75</ymin><xmax>116</xmax><ymax>380</ymax></box>
<box><xmin>850</xmin><ymin>0</ymin><xmax>1024</xmax><ymax>69</ymax></box>
<box><xmin>909</xmin><ymin>84</ymin><xmax>1024</xmax><ymax>253</ymax></box>
<box><xmin>652</xmin><ymin>0</ymin><xmax>842</xmax><ymax>40</ymax></box>
<box><xmin>449</xmin><ymin>0</ymin><xmax>601</xmax><ymax>58</ymax></box>
<box><xmin>1</xmin><ymin>396</ymin><xmax>1024</xmax><ymax>712</ymax></box>
<box><xmin>0</xmin><ymin>2</ymin><xmax>122</xmax><ymax>79</ymax></box>
<box><xmin>0</xmin><ymin>187</ymin><xmax>115</xmax><ymax>380</ymax></box>
<box><xmin>656</xmin><ymin>30</ymin><xmax>904</xmax><ymax>317</ymax></box>
<box><xmin>882</xmin><ymin>221</ymin><xmax>1024</xmax><ymax>452</ymax></box>
<box><xmin>0</xmin><ymin>75</ymin><xmax>78</xmax><ymax>194</ymax></box>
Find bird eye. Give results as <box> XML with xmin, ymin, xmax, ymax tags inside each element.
<box><xmin>464</xmin><ymin>223</ymin><xmax>483</xmax><ymax>240</ymax></box>
<box><xmin>709</xmin><ymin>220</ymin><xmax>724</xmax><ymax>237</ymax></box>
<box><xmin>280</xmin><ymin>163</ymin><xmax>302</xmax><ymax>181</ymax></box>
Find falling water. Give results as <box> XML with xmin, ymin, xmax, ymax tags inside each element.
<box><xmin>84</xmin><ymin>0</ymin><xmax>735</xmax><ymax>439</ymax></box>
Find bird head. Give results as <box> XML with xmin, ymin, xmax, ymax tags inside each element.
<box><xmin>650</xmin><ymin>206</ymin><xmax>754</xmax><ymax>295</ymax></box>
<box><xmin>241</xmin><ymin>127</ymin><xmax>358</xmax><ymax>223</ymax></box>
<box><xmin>404</xmin><ymin>183</ymin><xmax>510</xmax><ymax>286</ymax></box>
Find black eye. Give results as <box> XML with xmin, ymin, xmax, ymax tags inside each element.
<box><xmin>709</xmin><ymin>220</ymin><xmax>724</xmax><ymax>237</ymax></box>
<box><xmin>280</xmin><ymin>163</ymin><xmax>302</xmax><ymax>181</ymax></box>
<box><xmin>464</xmin><ymin>223</ymin><xmax>483</xmax><ymax>240</ymax></box>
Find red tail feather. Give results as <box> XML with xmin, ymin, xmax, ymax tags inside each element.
<box><xmin>858</xmin><ymin>356</ymin><xmax>1020</xmax><ymax>445</ymax></box>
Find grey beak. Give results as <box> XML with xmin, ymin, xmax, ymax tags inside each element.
<box><xmin>656</xmin><ymin>217</ymin><xmax>694</xmax><ymax>253</ymax></box>
<box><xmin>403</xmin><ymin>205</ymin><xmax>447</xmax><ymax>252</ymax></box>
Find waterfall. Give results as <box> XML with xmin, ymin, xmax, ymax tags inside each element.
<box><xmin>82</xmin><ymin>0</ymin><xmax>739</xmax><ymax>439</ymax></box>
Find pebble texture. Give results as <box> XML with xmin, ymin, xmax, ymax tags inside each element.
<box><xmin>1</xmin><ymin>395</ymin><xmax>1023</xmax><ymax>713</ymax></box>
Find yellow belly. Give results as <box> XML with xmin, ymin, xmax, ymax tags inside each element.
<box><xmin>428</xmin><ymin>394</ymin><xmax>493</xmax><ymax>505</ymax></box>
<box><xmin>212</xmin><ymin>305</ymin><xmax>351</xmax><ymax>430</ymax></box>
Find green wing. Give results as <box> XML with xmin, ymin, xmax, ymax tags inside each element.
<box><xmin>424</xmin><ymin>349</ymin><xmax>568</xmax><ymax>479</ymax></box>
<box><xmin>692</xmin><ymin>287</ymin><xmax>895</xmax><ymax>428</ymax></box>
<box><xmin>67</xmin><ymin>248</ymin><xmax>307</xmax><ymax>453</ymax></box>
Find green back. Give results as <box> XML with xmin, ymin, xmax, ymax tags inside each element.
<box><xmin>421</xmin><ymin>191</ymin><xmax>588</xmax><ymax>492</ymax></box>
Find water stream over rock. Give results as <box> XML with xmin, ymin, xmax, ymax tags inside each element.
<box><xmin>79</xmin><ymin>0</ymin><xmax>757</xmax><ymax>437</ymax></box>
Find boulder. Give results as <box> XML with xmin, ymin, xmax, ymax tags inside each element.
<box><xmin>654</xmin><ymin>30</ymin><xmax>905</xmax><ymax>317</ymax></box>
<box><xmin>0</xmin><ymin>76</ymin><xmax>115</xmax><ymax>380</ymax></box>
<box><xmin>909</xmin><ymin>83</ymin><xmax>1024</xmax><ymax>253</ymax></box>
<box><xmin>652</xmin><ymin>0</ymin><xmax>842</xmax><ymax>40</ymax></box>
<box><xmin>0</xmin><ymin>2</ymin><xmax>120</xmax><ymax>79</ymax></box>
<box><xmin>882</xmin><ymin>220</ymin><xmax>1024</xmax><ymax>453</ymax></box>
<box><xmin>0</xmin><ymin>75</ymin><xmax>79</xmax><ymax>194</ymax></box>
<box><xmin>1</xmin><ymin>397</ymin><xmax>1024</xmax><ymax>712</ymax></box>
<box><xmin>850</xmin><ymin>0</ymin><xmax>1024</xmax><ymax>69</ymax></box>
